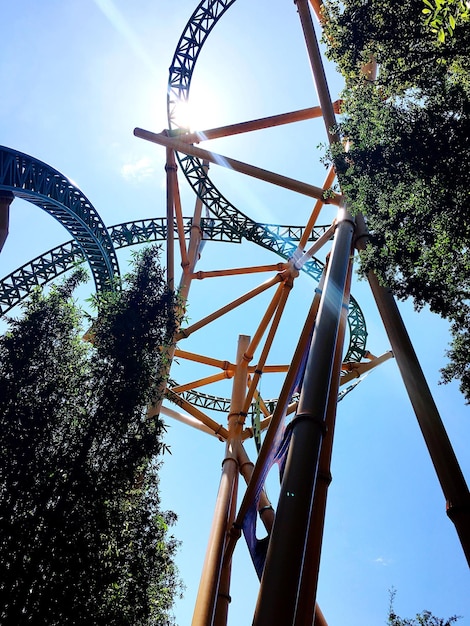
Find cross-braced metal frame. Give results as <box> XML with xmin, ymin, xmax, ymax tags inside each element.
<box><xmin>134</xmin><ymin>1</ymin><xmax>470</xmax><ymax>624</ymax></box>
<box><xmin>2</xmin><ymin>1</ymin><xmax>469</xmax><ymax>624</ymax></box>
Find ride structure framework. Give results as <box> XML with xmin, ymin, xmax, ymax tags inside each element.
<box><xmin>1</xmin><ymin>1</ymin><xmax>469</xmax><ymax>624</ymax></box>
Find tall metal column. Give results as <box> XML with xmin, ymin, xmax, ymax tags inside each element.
<box><xmin>192</xmin><ymin>335</ymin><xmax>250</xmax><ymax>626</ymax></box>
<box><xmin>0</xmin><ymin>191</ymin><xmax>14</xmax><ymax>252</ymax></box>
<box><xmin>253</xmin><ymin>208</ymin><xmax>355</xmax><ymax>625</ymax></box>
<box><xmin>355</xmin><ymin>215</ymin><xmax>470</xmax><ymax>566</ymax></box>
<box><xmin>294</xmin><ymin>258</ymin><xmax>353</xmax><ymax>625</ymax></box>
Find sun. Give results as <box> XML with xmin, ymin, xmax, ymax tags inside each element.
<box><xmin>170</xmin><ymin>82</ymin><xmax>225</xmax><ymax>133</ymax></box>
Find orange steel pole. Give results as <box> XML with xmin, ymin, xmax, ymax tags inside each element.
<box><xmin>253</xmin><ymin>208</ymin><xmax>354</xmax><ymax>625</ymax></box>
<box><xmin>248</xmin><ymin>400</ymin><xmax>298</xmax><ymax>440</ymax></box>
<box><xmin>134</xmin><ymin>127</ymin><xmax>342</xmax><ymax>205</ymax></box>
<box><xmin>294</xmin><ymin>221</ymin><xmax>336</xmax><ymax>269</ymax></box>
<box><xmin>160</xmin><ymin>405</ymin><xmax>222</xmax><ymax>437</ymax></box>
<box><xmin>241</xmin><ymin>282</ymin><xmax>293</xmax><ymax>419</ymax></box>
<box><xmin>172</xmin><ymin>102</ymin><xmax>342</xmax><ymax>144</ymax></box>
<box><xmin>171</xmin><ymin>372</ymin><xmax>234</xmax><ymax>394</ymax></box>
<box><xmin>174</xmin><ymin>349</ymin><xmax>232</xmax><ymax>370</ymax></box>
<box><xmin>294</xmin><ymin>256</ymin><xmax>352</xmax><ymax>625</ymax></box>
<box><xmin>184</xmin><ymin>160</ymin><xmax>209</xmax><ymax>288</ymax></box>
<box><xmin>170</xmin><ymin>153</ymin><xmax>189</xmax><ymax>269</ymax></box>
<box><xmin>192</xmin><ymin>263</ymin><xmax>286</xmax><ymax>279</ymax></box>
<box><xmin>299</xmin><ymin>166</ymin><xmax>336</xmax><ymax>251</ymax></box>
<box><xmin>147</xmin><ymin>162</ymin><xmax>209</xmax><ymax>419</ymax></box>
<box><xmin>192</xmin><ymin>336</ymin><xmax>249</xmax><ymax>626</ymax></box>
<box><xmin>214</xmin><ymin>458</ymin><xmax>239</xmax><ymax>626</ymax></box>
<box><xmin>340</xmin><ymin>351</ymin><xmax>394</xmax><ymax>385</ymax></box>
<box><xmin>248</xmin><ymin>364</ymin><xmax>289</xmax><ymax>374</ymax></box>
<box><xmin>164</xmin><ymin>389</ymin><xmax>228</xmax><ymax>441</ymax></box>
<box><xmin>243</xmin><ymin>282</ymin><xmax>286</xmax><ymax>361</ymax></box>
<box><xmin>250</xmin><ymin>387</ymin><xmax>271</xmax><ymax>418</ymax></box>
<box><xmin>176</xmin><ymin>274</ymin><xmax>282</xmax><ymax>340</ymax></box>
<box><xmin>308</xmin><ymin>0</ymin><xmax>324</xmax><ymax>22</ymax></box>
<box><xmin>355</xmin><ymin>215</ymin><xmax>470</xmax><ymax>566</ymax></box>
<box><xmin>191</xmin><ymin>455</ymin><xmax>238</xmax><ymax>626</ymax></box>
<box><xmin>234</xmin><ymin>270</ymin><xmax>326</xmax><ymax>534</ymax></box>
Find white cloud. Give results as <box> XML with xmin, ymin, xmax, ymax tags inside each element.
<box><xmin>373</xmin><ymin>556</ymin><xmax>392</xmax><ymax>566</ymax></box>
<box><xmin>120</xmin><ymin>157</ymin><xmax>155</xmax><ymax>182</ymax></box>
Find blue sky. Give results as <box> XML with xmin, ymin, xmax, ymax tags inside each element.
<box><xmin>1</xmin><ymin>1</ymin><xmax>469</xmax><ymax>624</ymax></box>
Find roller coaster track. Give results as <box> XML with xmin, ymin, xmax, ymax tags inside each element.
<box><xmin>166</xmin><ymin>0</ymin><xmax>367</xmax><ymax>364</ymax></box>
<box><xmin>0</xmin><ymin>146</ymin><xmax>119</xmax><ymax>292</ymax></box>
<box><xmin>0</xmin><ymin>217</ymin><xmax>332</xmax><ymax>315</ymax></box>
<box><xmin>167</xmin><ymin>0</ymin><xmax>329</xmax><ymax>279</ymax></box>
<box><xmin>0</xmin><ymin>214</ymin><xmax>364</xmax><ymax>414</ymax></box>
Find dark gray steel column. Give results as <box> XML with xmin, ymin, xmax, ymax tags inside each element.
<box><xmin>355</xmin><ymin>214</ymin><xmax>470</xmax><ymax>567</ymax></box>
<box><xmin>0</xmin><ymin>191</ymin><xmax>14</xmax><ymax>252</ymax></box>
<box><xmin>253</xmin><ymin>209</ymin><xmax>355</xmax><ymax>625</ymax></box>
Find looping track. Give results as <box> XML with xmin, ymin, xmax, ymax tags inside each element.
<box><xmin>167</xmin><ymin>0</ymin><xmax>367</xmax><ymax>363</ymax></box>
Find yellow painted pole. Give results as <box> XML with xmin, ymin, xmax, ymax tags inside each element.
<box><xmin>134</xmin><ymin>127</ymin><xmax>342</xmax><ymax>205</ymax></box>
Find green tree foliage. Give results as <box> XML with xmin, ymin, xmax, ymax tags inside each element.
<box><xmin>422</xmin><ymin>0</ymin><xmax>469</xmax><ymax>43</ymax></box>
<box><xmin>321</xmin><ymin>0</ymin><xmax>470</xmax><ymax>400</ymax></box>
<box><xmin>387</xmin><ymin>589</ymin><xmax>461</xmax><ymax>625</ymax></box>
<box><xmin>0</xmin><ymin>246</ymin><xmax>182</xmax><ymax>625</ymax></box>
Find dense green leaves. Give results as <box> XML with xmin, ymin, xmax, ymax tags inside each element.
<box><xmin>322</xmin><ymin>0</ymin><xmax>470</xmax><ymax>402</ymax></box>
<box><xmin>0</xmin><ymin>246</ymin><xmax>182</xmax><ymax>625</ymax></box>
<box><xmin>422</xmin><ymin>0</ymin><xmax>469</xmax><ymax>42</ymax></box>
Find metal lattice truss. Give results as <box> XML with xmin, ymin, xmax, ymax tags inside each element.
<box><xmin>0</xmin><ymin>217</ymin><xmax>332</xmax><ymax>315</ymax></box>
<box><xmin>168</xmin><ymin>0</ymin><xmax>328</xmax><ymax>279</ymax></box>
<box><xmin>0</xmin><ymin>146</ymin><xmax>119</xmax><ymax>292</ymax></box>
